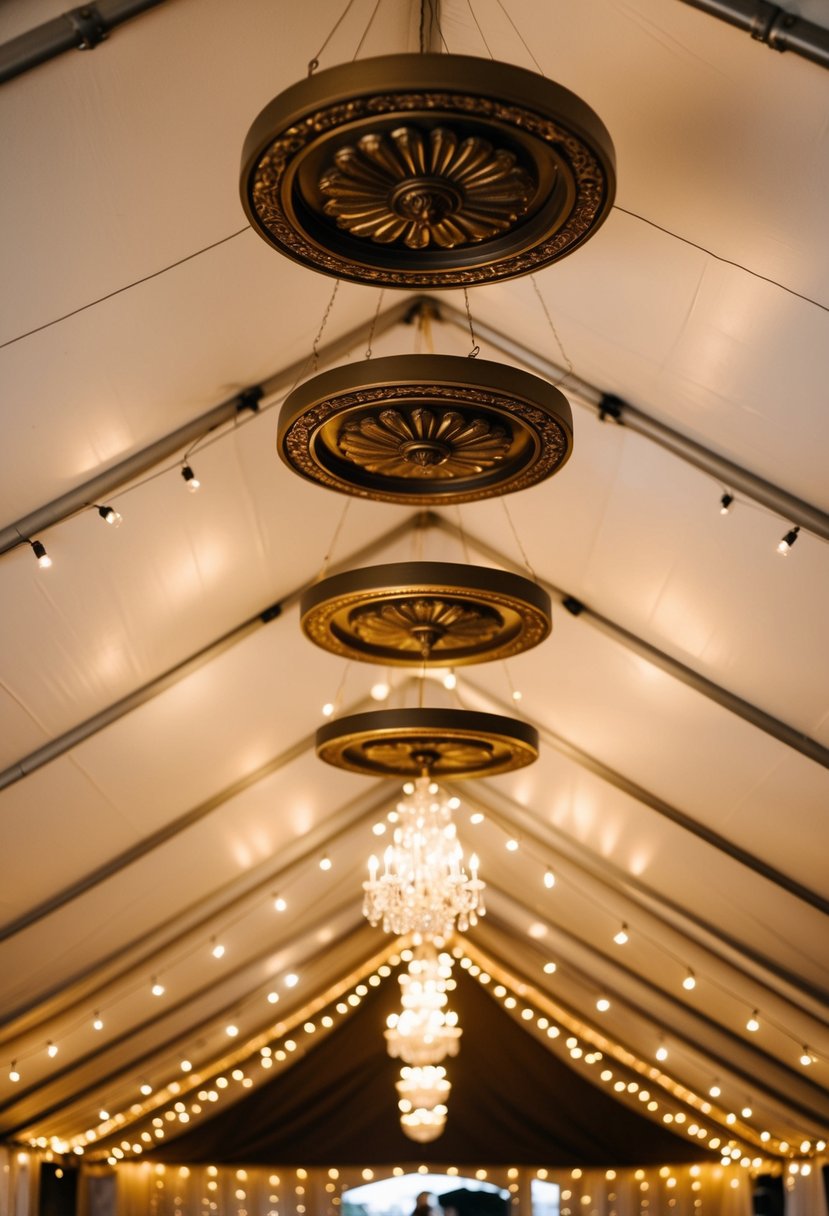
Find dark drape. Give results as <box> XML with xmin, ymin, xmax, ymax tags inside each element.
<box><xmin>151</xmin><ymin>968</ymin><xmax>715</xmax><ymax>1167</ymax></box>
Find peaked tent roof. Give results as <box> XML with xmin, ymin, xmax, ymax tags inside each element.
<box><xmin>0</xmin><ymin>0</ymin><xmax>827</xmax><ymax>1176</ymax></box>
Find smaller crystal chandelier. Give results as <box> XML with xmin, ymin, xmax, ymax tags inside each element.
<box><xmin>399</xmin><ymin>1102</ymin><xmax>449</xmax><ymax>1144</ymax></box>
<box><xmin>363</xmin><ymin>777</ymin><xmax>485</xmax><ymax>937</ymax></box>
<box><xmin>385</xmin><ymin>946</ymin><xmax>462</xmax><ymax>1067</ymax></box>
<box><xmin>396</xmin><ymin>1064</ymin><xmax>451</xmax><ymax>1109</ymax></box>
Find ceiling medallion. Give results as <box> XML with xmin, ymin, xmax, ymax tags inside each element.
<box><xmin>278</xmin><ymin>354</ymin><xmax>573</xmax><ymax>504</ymax></box>
<box><xmin>241</xmin><ymin>54</ymin><xmax>615</xmax><ymax>287</ymax></box>
<box><xmin>315</xmin><ymin>707</ymin><xmax>538</xmax><ymax>779</ymax></box>
<box><xmin>301</xmin><ymin>561</ymin><xmax>551</xmax><ymax>665</ymax></box>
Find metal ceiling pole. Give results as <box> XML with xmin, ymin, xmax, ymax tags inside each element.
<box><xmin>427</xmin><ymin>297</ymin><xmax>829</xmax><ymax>541</ymax></box>
<box><xmin>0</xmin><ymin>293</ymin><xmax>419</xmax><ymax>556</ymax></box>
<box><xmin>677</xmin><ymin>0</ymin><xmax>829</xmax><ymax>70</ymax></box>
<box><xmin>0</xmin><ymin>0</ymin><xmax>168</xmax><ymax>85</ymax></box>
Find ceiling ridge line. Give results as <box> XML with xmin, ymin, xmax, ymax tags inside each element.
<box><xmin>461</xmin><ymin>676</ymin><xmax>829</xmax><ymax>919</ymax></box>
<box><xmin>466</xmin><ymin>927</ymin><xmax>828</xmax><ymax>1150</ymax></box>
<box><xmin>429</xmin><ymin>297</ymin><xmax>829</xmax><ymax>540</ymax></box>
<box><xmin>0</xmin><ymin>510</ymin><xmax>423</xmax><ymax>796</ymax></box>
<box><xmin>432</xmin><ymin>515</ymin><xmax>829</xmax><ymax>770</ymax></box>
<box><xmin>0</xmin><ymin>293</ymin><xmax>419</xmax><ymax>556</ymax></box>
<box><xmin>0</xmin><ymin>777</ymin><xmax>396</xmax><ymax>1036</ymax></box>
<box><xmin>3</xmin><ymin>922</ymin><xmax>391</xmax><ymax>1144</ymax></box>
<box><xmin>455</xmin><ymin>781</ymin><xmax>829</xmax><ymax>1015</ymax></box>
<box><xmin>475</xmin><ymin>896</ymin><xmax>829</xmax><ymax>1126</ymax></box>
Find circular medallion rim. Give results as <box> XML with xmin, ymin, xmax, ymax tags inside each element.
<box><xmin>300</xmin><ymin>560</ymin><xmax>552</xmax><ymax>665</ymax></box>
<box><xmin>315</xmin><ymin>706</ymin><xmax>539</xmax><ymax>778</ymax></box>
<box><xmin>277</xmin><ymin>353</ymin><xmax>573</xmax><ymax>504</ymax></box>
<box><xmin>240</xmin><ymin>53</ymin><xmax>616</xmax><ymax>288</ymax></box>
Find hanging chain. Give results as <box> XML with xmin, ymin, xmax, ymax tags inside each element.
<box><xmin>463</xmin><ymin>287</ymin><xmax>480</xmax><ymax>357</ymax></box>
<box><xmin>312</xmin><ymin>280</ymin><xmax>340</xmax><ymax>372</ymax></box>
<box><xmin>365</xmin><ymin>289</ymin><xmax>385</xmax><ymax>359</ymax></box>
<box><xmin>531</xmin><ymin>275</ymin><xmax>574</xmax><ymax>385</ymax></box>
<box><xmin>308</xmin><ymin>0</ymin><xmax>358</xmax><ymax>73</ymax></box>
<box><xmin>500</xmin><ymin>496</ymin><xmax>538</xmax><ymax>583</ymax></box>
<box><xmin>318</xmin><ymin>498</ymin><xmax>352</xmax><ymax>579</ymax></box>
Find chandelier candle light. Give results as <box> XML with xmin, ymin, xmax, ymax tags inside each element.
<box><xmin>363</xmin><ymin>777</ymin><xmax>484</xmax><ymax>937</ymax></box>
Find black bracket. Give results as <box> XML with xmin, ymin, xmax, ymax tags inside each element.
<box><xmin>561</xmin><ymin>595</ymin><xmax>585</xmax><ymax>617</ymax></box>
<box><xmin>260</xmin><ymin>601</ymin><xmax>283</xmax><ymax>624</ymax></box>
<box><xmin>63</xmin><ymin>5</ymin><xmax>108</xmax><ymax>50</ymax></box>
<box><xmin>236</xmin><ymin>386</ymin><xmax>263</xmax><ymax>415</ymax></box>
<box><xmin>597</xmin><ymin>393</ymin><xmax>624</xmax><ymax>423</ymax></box>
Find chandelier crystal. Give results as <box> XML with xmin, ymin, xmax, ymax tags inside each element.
<box><xmin>385</xmin><ymin>946</ymin><xmax>462</xmax><ymax>1066</ymax></box>
<box><xmin>363</xmin><ymin>778</ymin><xmax>485</xmax><ymax>937</ymax></box>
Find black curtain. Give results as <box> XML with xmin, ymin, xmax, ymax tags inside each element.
<box><xmin>151</xmin><ymin>968</ymin><xmax>717</xmax><ymax>1167</ymax></box>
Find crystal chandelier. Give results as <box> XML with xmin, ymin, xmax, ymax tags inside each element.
<box><xmin>363</xmin><ymin>777</ymin><xmax>485</xmax><ymax>937</ymax></box>
<box><xmin>385</xmin><ymin>946</ymin><xmax>462</xmax><ymax>1066</ymax></box>
<box><xmin>396</xmin><ymin>1064</ymin><xmax>451</xmax><ymax>1108</ymax></box>
<box><xmin>399</xmin><ymin>1103</ymin><xmax>448</xmax><ymax>1144</ymax></box>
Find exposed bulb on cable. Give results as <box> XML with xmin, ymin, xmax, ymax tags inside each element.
<box><xmin>777</xmin><ymin>526</ymin><xmax>799</xmax><ymax>555</ymax></box>
<box><xmin>719</xmin><ymin>492</ymin><xmax>733</xmax><ymax>515</ymax></box>
<box><xmin>614</xmin><ymin>923</ymin><xmax>629</xmax><ymax>945</ymax></box>
<box><xmin>97</xmin><ymin>504</ymin><xmax>123</xmax><ymax>527</ymax></box>
<box><xmin>30</xmin><ymin>539</ymin><xmax>51</xmax><ymax>568</ymax></box>
<box><xmin>181</xmin><ymin>463</ymin><xmax>201</xmax><ymax>492</ymax></box>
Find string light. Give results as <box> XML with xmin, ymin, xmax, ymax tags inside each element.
<box><xmin>273</xmin><ymin>895</ymin><xmax>287</xmax><ymax>912</ymax></box>
<box><xmin>9</xmin><ymin>1062</ymin><xmax>20</xmax><ymax>1083</ymax></box>
<box><xmin>319</xmin><ymin>853</ymin><xmax>332</xmax><ymax>871</ymax></box>
<box><xmin>719</xmin><ymin>493</ymin><xmax>734</xmax><ymax>515</ymax></box>
<box><xmin>29</xmin><ymin>539</ymin><xmax>52</xmax><ymax>568</ymax></box>
<box><xmin>139</xmin><ymin>1083</ymin><xmax>153</xmax><ymax>1096</ymax></box>
<box><xmin>614</xmin><ymin>923</ymin><xmax>629</xmax><ymax>945</ymax></box>
<box><xmin>180</xmin><ymin>1059</ymin><xmax>192</xmax><ymax>1072</ymax></box>
<box><xmin>709</xmin><ymin>1082</ymin><xmax>722</xmax><ymax>1098</ymax></box>
<box><xmin>596</xmin><ymin>997</ymin><xmax>611</xmax><ymax>1012</ymax></box>
<box><xmin>777</xmin><ymin>525</ymin><xmax>799</xmax><ymax>555</ymax></box>
<box><xmin>321</xmin><ymin>702</ymin><xmax>334</xmax><ymax>717</ymax></box>
<box><xmin>746</xmin><ymin>1011</ymin><xmax>760</xmax><ymax>1032</ymax></box>
<box><xmin>543</xmin><ymin>867</ymin><xmax>556</xmax><ymax>889</ymax></box>
<box><xmin>682</xmin><ymin>970</ymin><xmax>697</xmax><ymax>991</ymax></box>
<box><xmin>505</xmin><ymin>838</ymin><xmax>519</xmax><ymax>852</ymax></box>
<box><xmin>180</xmin><ymin>463</ymin><xmax>201</xmax><ymax>492</ymax></box>
<box><xmin>225</xmin><ymin>1024</ymin><xmax>239</xmax><ymax>1038</ymax></box>
<box><xmin>47</xmin><ymin>1041</ymin><xmax>58</xmax><ymax>1058</ymax></box>
<box><xmin>211</xmin><ymin>939</ymin><xmax>225</xmax><ymax>959</ymax></box>
<box><xmin>92</xmin><ymin>1012</ymin><xmax>104</xmax><ymax>1031</ymax></box>
<box><xmin>96</xmin><ymin>504</ymin><xmax>122</xmax><ymax>527</ymax></box>
<box><xmin>656</xmin><ymin>1042</ymin><xmax>669</xmax><ymax>1062</ymax></box>
<box><xmin>284</xmin><ymin>973</ymin><xmax>299</xmax><ymax>987</ymax></box>
<box><xmin>512</xmin><ymin>688</ymin><xmax>522</xmax><ymax>702</ymax></box>
<box><xmin>443</xmin><ymin>670</ymin><xmax>457</xmax><ymax>690</ymax></box>
<box><xmin>151</xmin><ymin>978</ymin><xmax>165</xmax><ymax>997</ymax></box>
<box><xmin>799</xmin><ymin>1046</ymin><xmax>813</xmax><ymax>1066</ymax></box>
<box><xmin>370</xmin><ymin>679</ymin><xmax>390</xmax><ymax>701</ymax></box>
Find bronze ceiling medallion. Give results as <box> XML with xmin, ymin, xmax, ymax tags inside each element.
<box><xmin>316</xmin><ymin>708</ymin><xmax>539</xmax><ymax>778</ymax></box>
<box><xmin>241</xmin><ymin>54</ymin><xmax>615</xmax><ymax>287</ymax></box>
<box><xmin>278</xmin><ymin>354</ymin><xmax>573</xmax><ymax>504</ymax></box>
<box><xmin>301</xmin><ymin>561</ymin><xmax>552</xmax><ymax>665</ymax></box>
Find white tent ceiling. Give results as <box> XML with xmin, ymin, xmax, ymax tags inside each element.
<box><xmin>0</xmin><ymin>0</ymin><xmax>827</xmax><ymax>1175</ymax></box>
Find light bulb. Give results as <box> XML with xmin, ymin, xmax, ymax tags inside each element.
<box><xmin>596</xmin><ymin>998</ymin><xmax>610</xmax><ymax>1012</ymax></box>
<box><xmin>273</xmin><ymin>895</ymin><xmax>287</xmax><ymax>912</ymax></box>
<box><xmin>543</xmin><ymin>962</ymin><xmax>557</xmax><ymax>974</ymax></box>
<box><xmin>180</xmin><ymin>1060</ymin><xmax>192</xmax><ymax>1073</ymax></box>
<box><xmin>799</xmin><ymin>1047</ymin><xmax>813</xmax><ymax>1066</ymax></box>
<box><xmin>719</xmin><ymin>493</ymin><xmax>733</xmax><ymax>515</ymax></box>
<box><xmin>777</xmin><ymin>526</ymin><xmax>799</xmax><ymax>555</ymax></box>
<box><xmin>656</xmin><ymin>1044</ymin><xmax>668</xmax><ymax>1062</ymax></box>
<box><xmin>140</xmin><ymin>1083</ymin><xmax>152</xmax><ymax>1096</ymax></box>
<box><xmin>97</xmin><ymin>505</ymin><xmax>122</xmax><ymax>527</ymax></box>
<box><xmin>443</xmin><ymin>671</ymin><xmax>457</xmax><ymax>691</ymax></box>
<box><xmin>709</xmin><ymin>1083</ymin><xmax>721</xmax><ymax>1098</ymax></box>
<box><xmin>181</xmin><ymin>464</ymin><xmax>201</xmax><ymax>491</ymax></box>
<box><xmin>319</xmin><ymin>853</ymin><xmax>332</xmax><ymax>871</ymax></box>
<box><xmin>151</xmin><ymin>979</ymin><xmax>165</xmax><ymax>997</ymax></box>
<box><xmin>267</xmin><ymin>991</ymin><xmax>279</xmax><ymax>1004</ymax></box>
<box><xmin>9</xmin><ymin>1063</ymin><xmax>20</xmax><ymax>1083</ymax></box>
<box><xmin>225</xmin><ymin>1024</ymin><xmax>239</xmax><ymax>1038</ymax></box>
<box><xmin>99</xmin><ymin>1111</ymin><xmax>109</xmax><ymax>1122</ymax></box>
<box><xmin>370</xmin><ymin>680</ymin><xmax>390</xmax><ymax>701</ymax></box>
<box><xmin>92</xmin><ymin>1013</ymin><xmax>104</xmax><ymax>1031</ymax></box>
<box><xmin>683</xmin><ymin>970</ymin><xmax>696</xmax><ymax>991</ymax></box>
<box><xmin>512</xmin><ymin>689</ymin><xmax>522</xmax><ymax>702</ymax></box>
<box><xmin>211</xmin><ymin>940</ymin><xmax>225</xmax><ymax>959</ymax></box>
<box><xmin>284</xmin><ymin>973</ymin><xmax>299</xmax><ymax>988</ymax></box>
<box><xmin>741</xmin><ymin>1106</ymin><xmax>752</xmax><ymax>1118</ymax></box>
<box><xmin>543</xmin><ymin>868</ymin><xmax>556</xmax><ymax>889</ymax></box>
<box><xmin>30</xmin><ymin>539</ymin><xmax>51</xmax><ymax>568</ymax></box>
<box><xmin>746</xmin><ymin>1011</ymin><xmax>760</xmax><ymax>1032</ymax></box>
<box><xmin>47</xmin><ymin>1042</ymin><xmax>58</xmax><ymax>1058</ymax></box>
<box><xmin>614</xmin><ymin>924</ymin><xmax>629</xmax><ymax>945</ymax></box>
<box><xmin>506</xmin><ymin>838</ymin><xmax>519</xmax><ymax>852</ymax></box>
<box><xmin>321</xmin><ymin>702</ymin><xmax>334</xmax><ymax>717</ymax></box>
